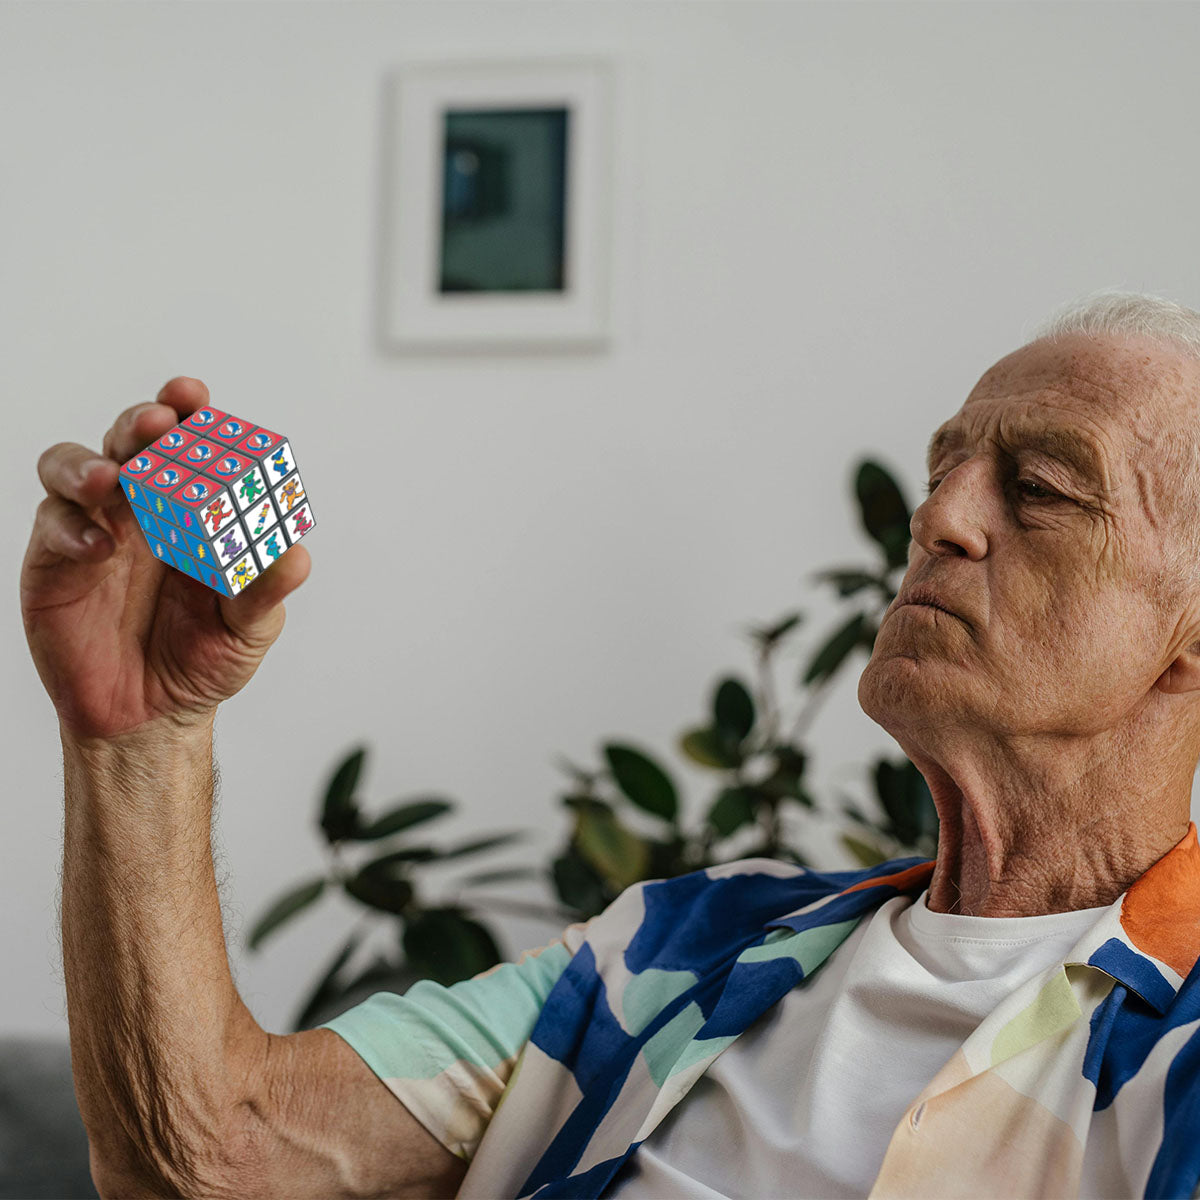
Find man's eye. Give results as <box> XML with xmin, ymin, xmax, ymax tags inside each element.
<box><xmin>924</xmin><ymin>476</ymin><xmax>1062</xmax><ymax>501</ymax></box>
<box><xmin>1014</xmin><ymin>479</ymin><xmax>1059</xmax><ymax>500</ymax></box>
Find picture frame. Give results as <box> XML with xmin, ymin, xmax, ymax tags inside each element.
<box><xmin>379</xmin><ymin>57</ymin><xmax>614</xmax><ymax>354</ymax></box>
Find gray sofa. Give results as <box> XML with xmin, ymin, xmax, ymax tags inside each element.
<box><xmin>0</xmin><ymin>1037</ymin><xmax>97</xmax><ymax>1199</ymax></box>
<box><xmin>0</xmin><ymin>984</ymin><xmax>400</xmax><ymax>1198</ymax></box>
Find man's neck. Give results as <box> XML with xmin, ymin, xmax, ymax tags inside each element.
<box><xmin>901</xmin><ymin>736</ymin><xmax>1193</xmax><ymax>917</ymax></box>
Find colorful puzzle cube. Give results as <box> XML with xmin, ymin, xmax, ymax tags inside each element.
<box><xmin>118</xmin><ymin>406</ymin><xmax>315</xmax><ymax>596</ymax></box>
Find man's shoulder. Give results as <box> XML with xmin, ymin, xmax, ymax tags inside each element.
<box><xmin>630</xmin><ymin>851</ymin><xmax>930</xmax><ymax>907</ymax></box>
<box><xmin>577</xmin><ymin>853</ymin><xmax>929</xmax><ymax>963</ymax></box>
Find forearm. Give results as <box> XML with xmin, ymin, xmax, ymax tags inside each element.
<box><xmin>60</xmin><ymin>717</ymin><xmax>263</xmax><ymax>1196</ymax></box>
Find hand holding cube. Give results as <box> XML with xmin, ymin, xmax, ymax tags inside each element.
<box><xmin>23</xmin><ymin>379</ymin><xmax>312</xmax><ymax>741</ymax></box>
<box><xmin>119</xmin><ymin>407</ymin><xmax>316</xmax><ymax>596</ymax></box>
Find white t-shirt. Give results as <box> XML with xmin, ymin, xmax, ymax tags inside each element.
<box><xmin>605</xmin><ymin>886</ymin><xmax>1111</xmax><ymax>1198</ymax></box>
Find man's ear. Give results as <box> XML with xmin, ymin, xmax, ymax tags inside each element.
<box><xmin>1156</xmin><ymin>638</ymin><xmax>1200</xmax><ymax>695</ymax></box>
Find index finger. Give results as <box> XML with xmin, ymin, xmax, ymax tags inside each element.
<box><xmin>154</xmin><ymin>376</ymin><xmax>211</xmax><ymax>420</ymax></box>
<box><xmin>100</xmin><ymin>378</ymin><xmax>212</xmax><ymax>465</ymax></box>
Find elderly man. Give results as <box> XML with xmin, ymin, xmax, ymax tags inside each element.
<box><xmin>20</xmin><ymin>291</ymin><xmax>1200</xmax><ymax>1199</ymax></box>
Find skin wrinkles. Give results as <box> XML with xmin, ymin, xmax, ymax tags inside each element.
<box><xmin>857</xmin><ymin>332</ymin><xmax>1200</xmax><ymax>916</ymax></box>
<box><xmin>1133</xmin><ymin>462</ymin><xmax>1160</xmax><ymax>533</ymax></box>
<box><xmin>926</xmin><ymin>399</ymin><xmax>1117</xmax><ymax>504</ymax></box>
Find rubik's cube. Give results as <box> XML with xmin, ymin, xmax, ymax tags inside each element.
<box><xmin>118</xmin><ymin>406</ymin><xmax>315</xmax><ymax>597</ymax></box>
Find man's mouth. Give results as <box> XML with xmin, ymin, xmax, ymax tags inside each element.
<box><xmin>895</xmin><ymin>585</ymin><xmax>962</xmax><ymax>620</ymax></box>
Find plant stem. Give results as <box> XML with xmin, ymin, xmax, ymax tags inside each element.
<box><xmin>754</xmin><ymin>643</ymin><xmax>781</xmax><ymax>748</ymax></box>
<box><xmin>788</xmin><ymin>673</ymin><xmax>834</xmax><ymax>743</ymax></box>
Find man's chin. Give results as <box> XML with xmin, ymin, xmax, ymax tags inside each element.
<box><xmin>857</xmin><ymin>653</ymin><xmax>952</xmax><ymax>730</ymax></box>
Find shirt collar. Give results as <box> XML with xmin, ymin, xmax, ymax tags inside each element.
<box><xmin>1062</xmin><ymin>820</ymin><xmax>1200</xmax><ymax>1014</ymax></box>
<box><xmin>764</xmin><ymin>822</ymin><xmax>1200</xmax><ymax>1017</ymax></box>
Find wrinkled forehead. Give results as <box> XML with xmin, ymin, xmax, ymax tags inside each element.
<box><xmin>966</xmin><ymin>333</ymin><xmax>1198</xmax><ymax>435</ymax></box>
<box><xmin>929</xmin><ymin>335</ymin><xmax>1200</xmax><ymax>490</ymax></box>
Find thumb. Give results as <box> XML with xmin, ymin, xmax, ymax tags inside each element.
<box><xmin>218</xmin><ymin>544</ymin><xmax>312</xmax><ymax>646</ymax></box>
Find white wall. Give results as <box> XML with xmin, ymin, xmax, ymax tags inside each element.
<box><xmin>4</xmin><ymin>0</ymin><xmax>1200</xmax><ymax>1037</ymax></box>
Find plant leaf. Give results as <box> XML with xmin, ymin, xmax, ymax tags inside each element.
<box><xmin>344</xmin><ymin>870</ymin><xmax>415</xmax><ymax>916</ymax></box>
<box><xmin>458</xmin><ymin>866</ymin><xmax>543</xmax><ymax>886</ymax></box>
<box><xmin>354</xmin><ymin>798</ymin><xmax>453</xmax><ymax>840</ymax></box>
<box><xmin>792</xmin><ymin>787</ymin><xmax>817</xmax><ymax>810</ymax></box>
<box><xmin>811</xmin><ymin>568</ymin><xmax>887</xmax><ymax>599</ymax></box>
<box><xmin>246</xmin><ymin>877</ymin><xmax>326</xmax><ymax>950</ymax></box>
<box><xmin>713</xmin><ymin>677</ymin><xmax>756</xmax><ymax>743</ymax></box>
<box><xmin>803</xmin><ymin>611</ymin><xmax>868</xmax><ymax>685</ymax></box>
<box><xmin>320</xmin><ymin>745</ymin><xmax>365</xmax><ymax>844</ymax></box>
<box><xmin>646</xmin><ymin>835</ymin><xmax>692</xmax><ymax>879</ymax></box>
<box><xmin>707</xmin><ymin>786</ymin><xmax>758</xmax><ymax>838</ymax></box>
<box><xmin>604</xmin><ymin>743</ymin><xmax>679</xmax><ymax>822</ymax></box>
<box><xmin>551</xmin><ymin>850</ymin><xmax>610</xmax><ymax>917</ymax></box>
<box><xmin>857</xmin><ymin>617</ymin><xmax>879</xmax><ymax>655</ymax></box>
<box><xmin>359</xmin><ymin>846</ymin><xmax>438</xmax><ymax>873</ymax></box>
<box><xmin>748</xmin><ymin>610</ymin><xmax>804</xmax><ymax>648</ymax></box>
<box><xmin>874</xmin><ymin>757</ymin><xmax>935</xmax><ymax>848</ymax></box>
<box><xmin>573</xmin><ymin>804</ymin><xmax>651</xmax><ymax>890</ymax></box>
<box><xmin>874</xmin><ymin>759</ymin><xmax>907</xmax><ymax>842</ymax></box>
<box><xmin>914</xmin><ymin>781</ymin><xmax>939</xmax><ymax>844</ymax></box>
<box><xmin>291</xmin><ymin>932</ymin><xmax>361</xmax><ymax>1031</ymax></box>
<box><xmin>402</xmin><ymin>908</ymin><xmax>502</xmax><ymax>987</ymax></box>
<box><xmin>437</xmin><ymin>832</ymin><xmax>525</xmax><ymax>861</ymax></box>
<box><xmin>841</xmin><ymin>800</ymin><xmax>872</xmax><ymax>826</ymax></box>
<box><xmin>756</xmin><ymin>746</ymin><xmax>809</xmax><ymax>804</ymax></box>
<box><xmin>552</xmin><ymin>754</ymin><xmax>597</xmax><ymax>786</ymax></box>
<box><xmin>841</xmin><ymin>833</ymin><xmax>888</xmax><ymax>868</ymax></box>
<box><xmin>855</xmin><ymin>460</ymin><xmax>912</xmax><ymax>570</ymax></box>
<box><xmin>899</xmin><ymin>758</ymin><xmax>939</xmax><ymax>843</ymax></box>
<box><xmin>561</xmin><ymin>794</ymin><xmax>613</xmax><ymax>815</ymax></box>
<box><xmin>678</xmin><ymin>727</ymin><xmax>741</xmax><ymax>770</ymax></box>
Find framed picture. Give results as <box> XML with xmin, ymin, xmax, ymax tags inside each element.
<box><xmin>379</xmin><ymin>58</ymin><xmax>614</xmax><ymax>353</ymax></box>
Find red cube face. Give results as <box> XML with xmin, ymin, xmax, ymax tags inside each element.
<box><xmin>119</xmin><ymin>407</ymin><xmax>315</xmax><ymax>595</ymax></box>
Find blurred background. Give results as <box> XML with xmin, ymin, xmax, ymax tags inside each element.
<box><xmin>5</xmin><ymin>0</ymin><xmax>1200</xmax><ymax>1190</ymax></box>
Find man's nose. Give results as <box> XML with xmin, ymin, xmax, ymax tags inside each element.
<box><xmin>910</xmin><ymin>463</ymin><xmax>988</xmax><ymax>560</ymax></box>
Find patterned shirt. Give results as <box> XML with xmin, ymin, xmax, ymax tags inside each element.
<box><xmin>319</xmin><ymin>822</ymin><xmax>1200</xmax><ymax>1198</ymax></box>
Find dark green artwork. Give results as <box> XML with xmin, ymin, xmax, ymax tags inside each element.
<box><xmin>439</xmin><ymin>107</ymin><xmax>569</xmax><ymax>293</ymax></box>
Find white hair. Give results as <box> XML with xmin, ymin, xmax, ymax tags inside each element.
<box><xmin>1026</xmin><ymin>288</ymin><xmax>1200</xmax><ymax>362</ymax></box>
<box><xmin>1023</xmin><ymin>289</ymin><xmax>1200</xmax><ymax>595</ymax></box>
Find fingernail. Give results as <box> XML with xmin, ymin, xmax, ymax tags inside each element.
<box><xmin>76</xmin><ymin>459</ymin><xmax>104</xmax><ymax>486</ymax></box>
<box><xmin>82</xmin><ymin>529</ymin><xmax>102</xmax><ymax>546</ymax></box>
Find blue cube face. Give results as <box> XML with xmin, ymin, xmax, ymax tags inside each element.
<box><xmin>118</xmin><ymin>406</ymin><xmax>315</xmax><ymax>596</ymax></box>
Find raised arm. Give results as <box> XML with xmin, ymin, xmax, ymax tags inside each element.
<box><xmin>23</xmin><ymin>378</ymin><xmax>464</xmax><ymax>1197</ymax></box>
<box><xmin>60</xmin><ymin>718</ymin><xmax>466</xmax><ymax>1198</ymax></box>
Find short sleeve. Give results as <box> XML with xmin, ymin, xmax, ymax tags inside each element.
<box><xmin>317</xmin><ymin>930</ymin><xmax>582</xmax><ymax>1162</ymax></box>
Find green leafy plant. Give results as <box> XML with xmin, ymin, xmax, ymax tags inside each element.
<box><xmin>244</xmin><ymin>751</ymin><xmax>551</xmax><ymax>1028</ymax></box>
<box><xmin>248</xmin><ymin>456</ymin><xmax>940</xmax><ymax>1027</ymax></box>
<box><xmin>546</xmin><ymin>457</ymin><xmax>938</xmax><ymax>917</ymax></box>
